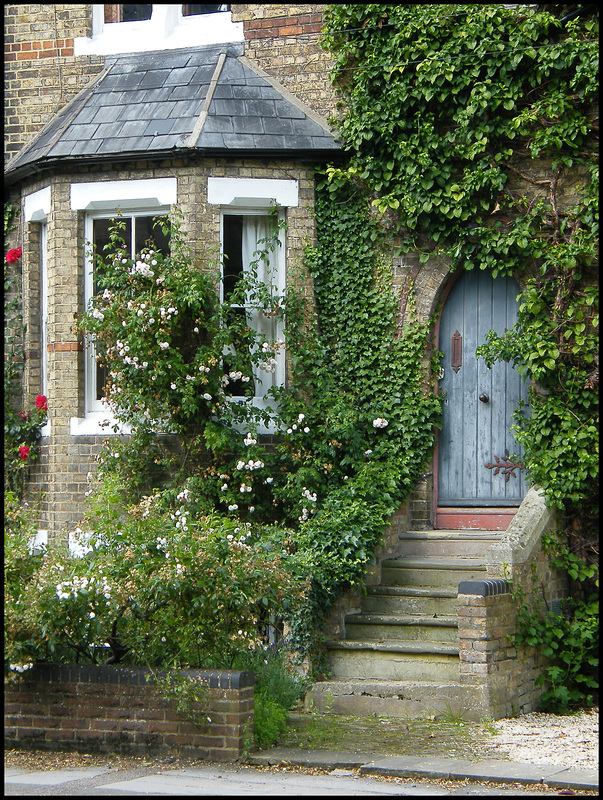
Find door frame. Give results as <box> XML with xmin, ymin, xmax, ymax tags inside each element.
<box><xmin>431</xmin><ymin>267</ymin><xmax>525</xmax><ymax>531</ymax></box>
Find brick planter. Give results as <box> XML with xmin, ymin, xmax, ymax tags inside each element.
<box><xmin>4</xmin><ymin>664</ymin><xmax>254</xmax><ymax>761</ymax></box>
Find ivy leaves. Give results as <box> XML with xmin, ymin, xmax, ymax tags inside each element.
<box><xmin>322</xmin><ymin>4</ymin><xmax>598</xmax><ymax>263</ymax></box>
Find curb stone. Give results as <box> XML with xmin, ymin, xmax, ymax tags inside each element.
<box><xmin>248</xmin><ymin>748</ymin><xmax>599</xmax><ymax>791</ymax></box>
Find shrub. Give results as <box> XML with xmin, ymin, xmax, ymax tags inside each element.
<box><xmin>4</xmin><ymin>474</ymin><xmax>306</xmax><ymax>673</ymax></box>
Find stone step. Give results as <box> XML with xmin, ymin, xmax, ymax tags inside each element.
<box><xmin>326</xmin><ymin>640</ymin><xmax>459</xmax><ymax>682</ymax></box>
<box><xmin>363</xmin><ymin>586</ymin><xmax>458</xmax><ymax>616</ymax></box>
<box><xmin>380</xmin><ymin>557</ymin><xmax>487</xmax><ymax>588</ymax></box>
<box><xmin>305</xmin><ymin>679</ymin><xmax>487</xmax><ymax>721</ymax></box>
<box><xmin>344</xmin><ymin>613</ymin><xmax>458</xmax><ymax>644</ymax></box>
<box><xmin>399</xmin><ymin>529</ymin><xmax>502</xmax><ymax>558</ymax></box>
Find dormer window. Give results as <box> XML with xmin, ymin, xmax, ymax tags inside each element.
<box><xmin>75</xmin><ymin>4</ymin><xmax>242</xmax><ymax>55</ymax></box>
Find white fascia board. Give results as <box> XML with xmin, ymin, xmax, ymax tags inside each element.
<box><xmin>207</xmin><ymin>178</ymin><xmax>299</xmax><ymax>208</ymax></box>
<box><xmin>70</xmin><ymin>178</ymin><xmax>177</xmax><ymax>211</ymax></box>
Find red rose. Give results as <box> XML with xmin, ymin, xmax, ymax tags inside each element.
<box><xmin>35</xmin><ymin>394</ymin><xmax>48</xmax><ymax>411</ymax></box>
<box><xmin>6</xmin><ymin>247</ymin><xmax>22</xmax><ymax>264</ymax></box>
<box><xmin>19</xmin><ymin>445</ymin><xmax>30</xmax><ymax>460</ymax></box>
<box><xmin>18</xmin><ymin>411</ymin><xmax>29</xmax><ymax>420</ymax></box>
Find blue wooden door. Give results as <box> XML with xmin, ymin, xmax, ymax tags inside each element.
<box><xmin>437</xmin><ymin>269</ymin><xmax>528</xmax><ymax>507</ymax></box>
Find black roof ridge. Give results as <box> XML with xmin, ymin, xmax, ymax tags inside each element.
<box><xmin>236</xmin><ymin>54</ymin><xmax>334</xmax><ymax>137</ymax></box>
<box><xmin>4</xmin><ymin>65</ymin><xmax>111</xmax><ymax>176</ymax></box>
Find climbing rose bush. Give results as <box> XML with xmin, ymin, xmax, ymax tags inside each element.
<box><xmin>4</xmin><ymin>395</ymin><xmax>47</xmax><ymax>498</ymax></box>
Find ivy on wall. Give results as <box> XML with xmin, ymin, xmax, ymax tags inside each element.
<box><xmin>321</xmin><ymin>1</ymin><xmax>598</xmax><ymax>548</ymax></box>
<box><xmin>320</xmin><ymin>3</ymin><xmax>598</xmax><ymax>707</ymax></box>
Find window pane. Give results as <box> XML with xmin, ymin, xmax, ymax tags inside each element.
<box><xmin>182</xmin><ymin>4</ymin><xmax>230</xmax><ymax>17</ymax></box>
<box><xmin>222</xmin><ymin>214</ymin><xmax>244</xmax><ymax>302</ymax></box>
<box><xmin>134</xmin><ymin>215</ymin><xmax>170</xmax><ymax>257</ymax></box>
<box><xmin>92</xmin><ymin>219</ymin><xmax>132</xmax><ymax>401</ymax></box>
<box><xmin>104</xmin><ymin>4</ymin><xmax>152</xmax><ymax>24</ymax></box>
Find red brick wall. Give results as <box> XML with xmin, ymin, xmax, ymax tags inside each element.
<box><xmin>5</xmin><ymin>664</ymin><xmax>254</xmax><ymax>761</ymax></box>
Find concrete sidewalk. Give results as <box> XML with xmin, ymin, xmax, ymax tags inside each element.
<box><xmin>5</xmin><ymin>750</ymin><xmax>598</xmax><ymax>795</ymax></box>
<box><xmin>249</xmin><ymin>748</ymin><xmax>599</xmax><ymax>791</ymax></box>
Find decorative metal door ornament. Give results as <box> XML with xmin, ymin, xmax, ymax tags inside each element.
<box><xmin>485</xmin><ymin>449</ymin><xmax>524</xmax><ymax>482</ymax></box>
<box><xmin>451</xmin><ymin>330</ymin><xmax>462</xmax><ymax>373</ymax></box>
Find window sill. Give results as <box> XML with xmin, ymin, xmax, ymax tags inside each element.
<box><xmin>70</xmin><ymin>413</ymin><xmax>131</xmax><ymax>436</ymax></box>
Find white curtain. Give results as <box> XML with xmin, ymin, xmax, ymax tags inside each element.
<box><xmin>241</xmin><ymin>215</ymin><xmax>281</xmax><ymax>392</ymax></box>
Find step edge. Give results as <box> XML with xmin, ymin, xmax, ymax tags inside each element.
<box><xmin>345</xmin><ymin>614</ymin><xmax>458</xmax><ymax>626</ymax></box>
<box><xmin>326</xmin><ymin>640</ymin><xmax>459</xmax><ymax>655</ymax></box>
<box><xmin>381</xmin><ymin>558</ymin><xmax>487</xmax><ymax>570</ymax></box>
<box><xmin>367</xmin><ymin>587</ymin><xmax>458</xmax><ymax>598</ymax></box>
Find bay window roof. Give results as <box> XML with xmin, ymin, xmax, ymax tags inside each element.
<box><xmin>5</xmin><ymin>43</ymin><xmax>340</xmax><ymax>183</ymax></box>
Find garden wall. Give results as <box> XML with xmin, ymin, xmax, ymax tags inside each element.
<box><xmin>4</xmin><ymin>664</ymin><xmax>254</xmax><ymax>761</ymax></box>
<box><xmin>458</xmin><ymin>486</ymin><xmax>568</xmax><ymax>718</ymax></box>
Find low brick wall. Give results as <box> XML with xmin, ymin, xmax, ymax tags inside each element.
<box><xmin>4</xmin><ymin>664</ymin><xmax>254</xmax><ymax>761</ymax></box>
<box><xmin>457</xmin><ymin>578</ymin><xmax>549</xmax><ymax>718</ymax></box>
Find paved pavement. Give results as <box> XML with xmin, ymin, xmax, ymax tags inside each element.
<box><xmin>5</xmin><ymin>749</ymin><xmax>598</xmax><ymax>796</ymax></box>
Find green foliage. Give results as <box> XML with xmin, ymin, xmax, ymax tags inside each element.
<box><xmin>4</xmin><ymin>473</ymin><xmax>306</xmax><ymax>674</ymax></box>
<box><xmin>507</xmin><ymin>543</ymin><xmax>598</xmax><ymax>713</ymax></box>
<box><xmin>4</xmin><ymin>492</ymin><xmax>47</xmax><ymax>673</ymax></box>
<box><xmin>69</xmin><ymin>185</ymin><xmax>443</xmax><ymax>661</ymax></box>
<box><xmin>235</xmin><ymin>641</ymin><xmax>307</xmax><ymax>749</ymax></box>
<box><xmin>322</xmin><ymin>4</ymin><xmax>598</xmax><ymax>260</ymax></box>
<box><xmin>320</xmin><ymin>4</ymin><xmax>598</xmax><ymax>530</ymax></box>
<box><xmin>321</xmin><ymin>4</ymin><xmax>598</xmax><ymax>706</ymax></box>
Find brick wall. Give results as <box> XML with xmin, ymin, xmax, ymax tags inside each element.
<box><xmin>5</xmin><ymin>664</ymin><xmax>254</xmax><ymax>761</ymax></box>
<box><xmin>457</xmin><ymin>581</ymin><xmax>550</xmax><ymax>718</ymax></box>
<box><xmin>15</xmin><ymin>155</ymin><xmax>318</xmax><ymax>538</ymax></box>
<box><xmin>4</xmin><ymin>4</ymin><xmax>103</xmax><ymax>165</ymax></box>
<box><xmin>456</xmin><ymin>487</ymin><xmax>569</xmax><ymax>717</ymax></box>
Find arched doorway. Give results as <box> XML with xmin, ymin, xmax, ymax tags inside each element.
<box><xmin>435</xmin><ymin>268</ymin><xmax>529</xmax><ymax>529</ymax></box>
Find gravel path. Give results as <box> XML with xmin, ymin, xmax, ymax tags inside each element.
<box><xmin>482</xmin><ymin>707</ymin><xmax>599</xmax><ymax>771</ymax></box>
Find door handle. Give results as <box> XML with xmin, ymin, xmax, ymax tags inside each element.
<box><xmin>479</xmin><ymin>393</ymin><xmax>489</xmax><ymax>403</ymax></box>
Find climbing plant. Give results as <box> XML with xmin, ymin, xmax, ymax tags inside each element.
<box><xmin>321</xmin><ymin>2</ymin><xmax>598</xmax><ymax>706</ymax></box>
<box><xmin>320</xmin><ymin>4</ymin><xmax>598</xmax><ymax>520</ymax></box>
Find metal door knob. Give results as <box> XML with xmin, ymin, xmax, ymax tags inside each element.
<box><xmin>479</xmin><ymin>393</ymin><xmax>489</xmax><ymax>403</ymax></box>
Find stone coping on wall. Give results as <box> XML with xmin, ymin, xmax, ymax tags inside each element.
<box><xmin>457</xmin><ymin>578</ymin><xmax>510</xmax><ymax>597</ymax></box>
<box><xmin>26</xmin><ymin>662</ymin><xmax>255</xmax><ymax>689</ymax></box>
<box><xmin>484</xmin><ymin>485</ymin><xmax>557</xmax><ymax>574</ymax></box>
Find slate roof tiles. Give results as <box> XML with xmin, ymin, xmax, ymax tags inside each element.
<box><xmin>6</xmin><ymin>42</ymin><xmax>340</xmax><ymax>181</ymax></box>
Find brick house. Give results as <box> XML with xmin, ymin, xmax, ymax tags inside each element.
<box><xmin>5</xmin><ymin>3</ymin><xmax>342</xmax><ymax>540</ymax></box>
<box><xmin>6</xmin><ymin>3</ymin><xmax>574</xmax><ymax>544</ymax></box>
<box><xmin>5</xmin><ymin>5</ymin><xmax>584</xmax><ymax>721</ymax></box>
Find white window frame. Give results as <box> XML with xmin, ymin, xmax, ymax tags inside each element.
<box><xmin>24</xmin><ymin>187</ymin><xmax>52</xmax><ymax>438</ymax></box>
<box><xmin>74</xmin><ymin>4</ymin><xmax>243</xmax><ymax>56</ymax></box>
<box><xmin>209</xmin><ymin>177</ymin><xmax>299</xmax><ymax>431</ymax></box>
<box><xmin>220</xmin><ymin>208</ymin><xmax>287</xmax><ymax>406</ymax></box>
<box><xmin>70</xmin><ymin>178</ymin><xmax>176</xmax><ymax>435</ymax></box>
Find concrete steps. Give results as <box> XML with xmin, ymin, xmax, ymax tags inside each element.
<box><xmin>306</xmin><ymin>679</ymin><xmax>483</xmax><ymax>719</ymax></box>
<box><xmin>309</xmin><ymin>530</ymin><xmax>497</xmax><ymax>717</ymax></box>
<box><xmin>380</xmin><ymin>557</ymin><xmax>487</xmax><ymax>588</ymax></box>
<box><xmin>398</xmin><ymin>529</ymin><xmax>501</xmax><ymax>558</ymax></box>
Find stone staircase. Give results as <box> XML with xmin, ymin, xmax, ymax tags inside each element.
<box><xmin>305</xmin><ymin>529</ymin><xmax>503</xmax><ymax>719</ymax></box>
